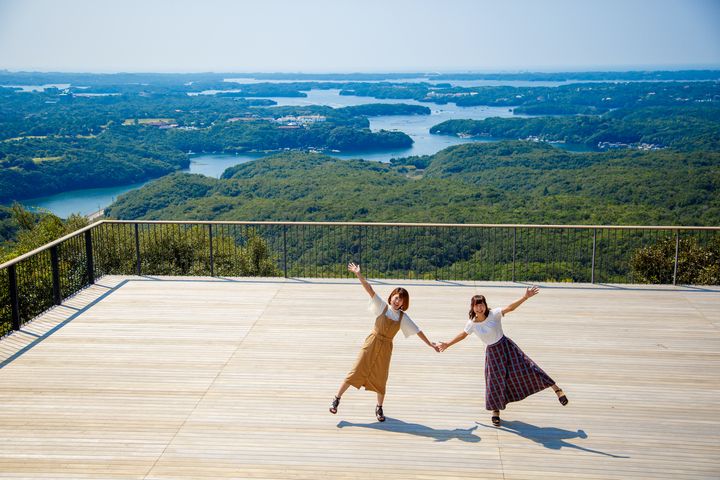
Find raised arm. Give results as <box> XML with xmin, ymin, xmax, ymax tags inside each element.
<box><xmin>438</xmin><ymin>331</ymin><xmax>469</xmax><ymax>352</ymax></box>
<box><xmin>348</xmin><ymin>262</ymin><xmax>375</xmax><ymax>298</ymax></box>
<box><xmin>501</xmin><ymin>286</ymin><xmax>539</xmax><ymax>315</ymax></box>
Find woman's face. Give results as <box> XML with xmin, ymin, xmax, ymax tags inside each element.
<box><xmin>389</xmin><ymin>293</ymin><xmax>404</xmax><ymax>310</ymax></box>
<box><xmin>473</xmin><ymin>301</ymin><xmax>487</xmax><ymax>317</ymax></box>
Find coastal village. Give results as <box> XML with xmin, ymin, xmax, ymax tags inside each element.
<box><xmin>122</xmin><ymin>113</ymin><xmax>328</xmax><ymax>130</ymax></box>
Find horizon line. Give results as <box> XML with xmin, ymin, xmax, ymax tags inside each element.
<box><xmin>2</xmin><ymin>66</ymin><xmax>720</xmax><ymax>76</ymax></box>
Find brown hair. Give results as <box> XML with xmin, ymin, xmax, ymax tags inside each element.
<box><xmin>469</xmin><ymin>294</ymin><xmax>490</xmax><ymax>320</ymax></box>
<box><xmin>388</xmin><ymin>287</ymin><xmax>410</xmax><ymax>311</ymax></box>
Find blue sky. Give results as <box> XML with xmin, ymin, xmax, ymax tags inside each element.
<box><xmin>0</xmin><ymin>0</ymin><xmax>718</xmax><ymax>73</ymax></box>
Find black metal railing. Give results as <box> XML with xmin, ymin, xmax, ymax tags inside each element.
<box><xmin>2</xmin><ymin>220</ymin><xmax>718</xmax><ymax>337</ymax></box>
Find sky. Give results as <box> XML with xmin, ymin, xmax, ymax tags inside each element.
<box><xmin>0</xmin><ymin>0</ymin><xmax>719</xmax><ymax>73</ymax></box>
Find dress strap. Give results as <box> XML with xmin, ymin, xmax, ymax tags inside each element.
<box><xmin>381</xmin><ymin>305</ymin><xmax>388</xmax><ymax>315</ymax></box>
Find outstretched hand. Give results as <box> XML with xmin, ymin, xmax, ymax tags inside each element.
<box><xmin>524</xmin><ymin>285</ymin><xmax>540</xmax><ymax>298</ymax></box>
<box><xmin>348</xmin><ymin>262</ymin><xmax>361</xmax><ymax>275</ymax></box>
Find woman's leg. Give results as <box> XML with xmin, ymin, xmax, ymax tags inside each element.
<box><xmin>336</xmin><ymin>382</ymin><xmax>351</xmax><ymax>399</ymax></box>
<box><xmin>551</xmin><ymin>384</ymin><xmax>569</xmax><ymax>405</ymax></box>
<box><xmin>375</xmin><ymin>392</ymin><xmax>386</xmax><ymax>422</ymax></box>
<box><xmin>330</xmin><ymin>382</ymin><xmax>352</xmax><ymax>414</ymax></box>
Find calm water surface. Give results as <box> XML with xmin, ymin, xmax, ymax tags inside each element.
<box><xmin>21</xmin><ymin>181</ymin><xmax>150</xmax><ymax>218</ymax></box>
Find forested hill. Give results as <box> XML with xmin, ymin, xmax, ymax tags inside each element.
<box><xmin>430</xmin><ymin>105</ymin><xmax>720</xmax><ymax>151</ymax></box>
<box><xmin>0</xmin><ymin>87</ymin><xmax>418</xmax><ymax>202</ymax></box>
<box><xmin>105</xmin><ymin>141</ymin><xmax>720</xmax><ymax>226</ymax></box>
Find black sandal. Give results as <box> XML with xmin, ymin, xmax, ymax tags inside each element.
<box><xmin>329</xmin><ymin>396</ymin><xmax>340</xmax><ymax>414</ymax></box>
<box><xmin>375</xmin><ymin>405</ymin><xmax>386</xmax><ymax>422</ymax></box>
<box><xmin>555</xmin><ymin>389</ymin><xmax>569</xmax><ymax>406</ymax></box>
<box><xmin>491</xmin><ymin>415</ymin><xmax>501</xmax><ymax>427</ymax></box>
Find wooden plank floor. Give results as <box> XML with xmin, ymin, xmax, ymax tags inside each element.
<box><xmin>1</xmin><ymin>276</ymin><xmax>719</xmax><ymax>479</ymax></box>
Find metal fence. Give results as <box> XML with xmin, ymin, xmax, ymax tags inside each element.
<box><xmin>2</xmin><ymin>220</ymin><xmax>718</xmax><ymax>337</ymax></box>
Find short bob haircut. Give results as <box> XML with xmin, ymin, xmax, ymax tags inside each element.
<box><xmin>388</xmin><ymin>287</ymin><xmax>410</xmax><ymax>311</ymax></box>
<box><xmin>469</xmin><ymin>294</ymin><xmax>490</xmax><ymax>320</ymax></box>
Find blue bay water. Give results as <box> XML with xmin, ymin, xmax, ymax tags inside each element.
<box><xmin>21</xmin><ymin>181</ymin><xmax>150</xmax><ymax>218</ymax></box>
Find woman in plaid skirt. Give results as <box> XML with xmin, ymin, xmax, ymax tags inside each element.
<box><xmin>438</xmin><ymin>287</ymin><xmax>568</xmax><ymax>426</ymax></box>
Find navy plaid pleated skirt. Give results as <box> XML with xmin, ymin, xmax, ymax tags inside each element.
<box><xmin>485</xmin><ymin>335</ymin><xmax>555</xmax><ymax>411</ymax></box>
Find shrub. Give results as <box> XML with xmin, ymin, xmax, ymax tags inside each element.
<box><xmin>631</xmin><ymin>236</ymin><xmax>720</xmax><ymax>285</ymax></box>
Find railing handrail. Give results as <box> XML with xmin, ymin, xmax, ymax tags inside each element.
<box><xmin>102</xmin><ymin>219</ymin><xmax>720</xmax><ymax>230</ymax></box>
<box><xmin>0</xmin><ymin>222</ymin><xmax>98</xmax><ymax>270</ymax></box>
<box><xmin>2</xmin><ymin>219</ymin><xmax>718</xmax><ymax>271</ymax></box>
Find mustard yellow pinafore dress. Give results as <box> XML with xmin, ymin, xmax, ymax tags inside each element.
<box><xmin>344</xmin><ymin>305</ymin><xmax>402</xmax><ymax>395</ymax></box>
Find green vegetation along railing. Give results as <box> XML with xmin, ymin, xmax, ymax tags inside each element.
<box><xmin>2</xmin><ymin>220</ymin><xmax>718</xmax><ymax>337</ymax></box>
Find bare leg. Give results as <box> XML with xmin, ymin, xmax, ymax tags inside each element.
<box><xmin>375</xmin><ymin>392</ymin><xmax>386</xmax><ymax>422</ymax></box>
<box><xmin>551</xmin><ymin>384</ymin><xmax>569</xmax><ymax>405</ymax></box>
<box><xmin>335</xmin><ymin>382</ymin><xmax>351</xmax><ymax>399</ymax></box>
<box><xmin>330</xmin><ymin>382</ymin><xmax>352</xmax><ymax>414</ymax></box>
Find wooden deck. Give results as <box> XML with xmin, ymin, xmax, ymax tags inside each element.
<box><xmin>1</xmin><ymin>276</ymin><xmax>719</xmax><ymax>479</ymax></box>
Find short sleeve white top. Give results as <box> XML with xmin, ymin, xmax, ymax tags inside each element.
<box><xmin>464</xmin><ymin>307</ymin><xmax>504</xmax><ymax>345</ymax></box>
<box><xmin>369</xmin><ymin>294</ymin><xmax>421</xmax><ymax>338</ymax></box>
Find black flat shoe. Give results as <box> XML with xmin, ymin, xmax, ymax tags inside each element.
<box><xmin>375</xmin><ymin>405</ymin><xmax>385</xmax><ymax>422</ymax></box>
<box><xmin>491</xmin><ymin>415</ymin><xmax>501</xmax><ymax>427</ymax></box>
<box><xmin>555</xmin><ymin>389</ymin><xmax>569</xmax><ymax>406</ymax></box>
<box><xmin>329</xmin><ymin>396</ymin><xmax>340</xmax><ymax>414</ymax></box>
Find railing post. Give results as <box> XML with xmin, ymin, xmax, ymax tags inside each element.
<box><xmin>512</xmin><ymin>227</ymin><xmax>517</xmax><ymax>282</ymax></box>
<box><xmin>8</xmin><ymin>265</ymin><xmax>20</xmax><ymax>331</ymax></box>
<box><xmin>434</xmin><ymin>226</ymin><xmax>439</xmax><ymax>280</ymax></box>
<box><xmin>358</xmin><ymin>225</ymin><xmax>363</xmax><ymax>271</ymax></box>
<box><xmin>283</xmin><ymin>225</ymin><xmax>288</xmax><ymax>278</ymax></box>
<box><xmin>591</xmin><ymin>228</ymin><xmax>597</xmax><ymax>284</ymax></box>
<box><xmin>134</xmin><ymin>223</ymin><xmax>141</xmax><ymax>276</ymax></box>
<box><xmin>208</xmin><ymin>224</ymin><xmax>215</xmax><ymax>277</ymax></box>
<box><xmin>50</xmin><ymin>245</ymin><xmax>61</xmax><ymax>305</ymax></box>
<box><xmin>673</xmin><ymin>230</ymin><xmax>680</xmax><ymax>286</ymax></box>
<box><xmin>84</xmin><ymin>230</ymin><xmax>95</xmax><ymax>285</ymax></box>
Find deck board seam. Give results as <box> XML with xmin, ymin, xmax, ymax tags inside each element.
<box><xmin>141</xmin><ymin>285</ymin><xmax>284</xmax><ymax>479</ymax></box>
<box><xmin>496</xmin><ymin>426</ymin><xmax>507</xmax><ymax>480</ymax></box>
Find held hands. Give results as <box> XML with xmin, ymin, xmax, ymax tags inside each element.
<box><xmin>426</xmin><ymin>341</ymin><xmax>450</xmax><ymax>352</ymax></box>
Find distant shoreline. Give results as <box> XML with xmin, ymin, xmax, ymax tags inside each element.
<box><xmin>2</xmin><ymin>69</ymin><xmax>720</xmax><ymax>84</ymax></box>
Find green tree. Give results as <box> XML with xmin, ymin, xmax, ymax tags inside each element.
<box><xmin>631</xmin><ymin>236</ymin><xmax>720</xmax><ymax>285</ymax></box>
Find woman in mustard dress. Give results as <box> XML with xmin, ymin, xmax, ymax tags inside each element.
<box><xmin>329</xmin><ymin>262</ymin><xmax>438</xmax><ymax>422</ymax></box>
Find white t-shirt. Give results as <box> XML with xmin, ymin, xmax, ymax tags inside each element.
<box><xmin>464</xmin><ymin>307</ymin><xmax>504</xmax><ymax>345</ymax></box>
<box><xmin>369</xmin><ymin>294</ymin><xmax>421</xmax><ymax>338</ymax></box>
